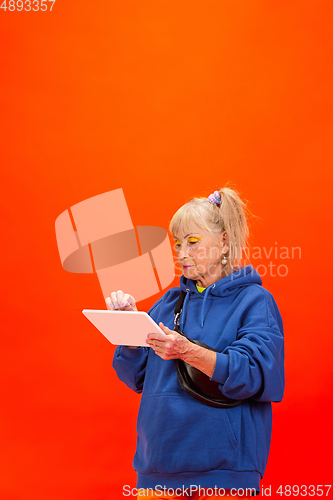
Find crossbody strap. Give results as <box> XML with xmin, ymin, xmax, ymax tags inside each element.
<box><xmin>174</xmin><ymin>290</ymin><xmax>186</xmax><ymax>333</ymax></box>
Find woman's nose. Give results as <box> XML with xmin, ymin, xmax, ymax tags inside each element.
<box><xmin>177</xmin><ymin>245</ymin><xmax>190</xmax><ymax>259</ymax></box>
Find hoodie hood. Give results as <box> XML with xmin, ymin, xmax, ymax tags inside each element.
<box><xmin>179</xmin><ymin>264</ymin><xmax>262</xmax><ymax>328</ymax></box>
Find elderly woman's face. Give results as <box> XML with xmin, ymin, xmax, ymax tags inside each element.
<box><xmin>173</xmin><ymin>228</ymin><xmax>228</xmax><ymax>285</ymax></box>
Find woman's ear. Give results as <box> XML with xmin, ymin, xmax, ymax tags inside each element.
<box><xmin>220</xmin><ymin>231</ymin><xmax>229</xmax><ymax>254</ymax></box>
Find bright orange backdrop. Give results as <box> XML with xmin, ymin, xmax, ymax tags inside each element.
<box><xmin>1</xmin><ymin>1</ymin><xmax>332</xmax><ymax>499</ymax></box>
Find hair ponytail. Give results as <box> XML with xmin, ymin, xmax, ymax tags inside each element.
<box><xmin>216</xmin><ymin>186</ymin><xmax>250</xmax><ymax>267</ymax></box>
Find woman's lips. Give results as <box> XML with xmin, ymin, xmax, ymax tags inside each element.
<box><xmin>183</xmin><ymin>265</ymin><xmax>193</xmax><ymax>269</ymax></box>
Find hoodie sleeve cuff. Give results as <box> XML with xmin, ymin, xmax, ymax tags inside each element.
<box><xmin>210</xmin><ymin>352</ymin><xmax>229</xmax><ymax>384</ymax></box>
<box><xmin>118</xmin><ymin>346</ymin><xmax>148</xmax><ymax>360</ymax></box>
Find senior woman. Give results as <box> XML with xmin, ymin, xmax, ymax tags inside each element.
<box><xmin>108</xmin><ymin>187</ymin><xmax>285</xmax><ymax>500</ymax></box>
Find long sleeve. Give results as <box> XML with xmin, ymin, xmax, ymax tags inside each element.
<box><xmin>112</xmin><ymin>346</ymin><xmax>149</xmax><ymax>393</ymax></box>
<box><xmin>210</xmin><ymin>289</ymin><xmax>285</xmax><ymax>402</ymax></box>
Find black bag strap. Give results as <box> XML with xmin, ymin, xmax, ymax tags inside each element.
<box><xmin>174</xmin><ymin>290</ymin><xmax>186</xmax><ymax>333</ymax></box>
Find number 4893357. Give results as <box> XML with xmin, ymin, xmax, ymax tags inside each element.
<box><xmin>0</xmin><ymin>0</ymin><xmax>56</xmax><ymax>11</ymax></box>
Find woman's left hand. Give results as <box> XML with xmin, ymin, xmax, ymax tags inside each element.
<box><xmin>146</xmin><ymin>323</ymin><xmax>191</xmax><ymax>361</ymax></box>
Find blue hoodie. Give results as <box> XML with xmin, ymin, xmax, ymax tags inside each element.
<box><xmin>113</xmin><ymin>265</ymin><xmax>284</xmax><ymax>492</ymax></box>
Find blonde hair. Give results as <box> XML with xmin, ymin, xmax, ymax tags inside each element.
<box><xmin>169</xmin><ymin>184</ymin><xmax>252</xmax><ymax>269</ymax></box>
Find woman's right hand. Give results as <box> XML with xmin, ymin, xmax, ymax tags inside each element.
<box><xmin>105</xmin><ymin>290</ymin><xmax>139</xmax><ymax>349</ymax></box>
<box><xmin>105</xmin><ymin>290</ymin><xmax>138</xmax><ymax>312</ymax></box>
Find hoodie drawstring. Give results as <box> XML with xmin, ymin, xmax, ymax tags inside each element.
<box><xmin>180</xmin><ymin>283</ymin><xmax>216</xmax><ymax>331</ymax></box>
<box><xmin>200</xmin><ymin>283</ymin><xmax>215</xmax><ymax>328</ymax></box>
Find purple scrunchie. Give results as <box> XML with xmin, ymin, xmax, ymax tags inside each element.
<box><xmin>208</xmin><ymin>190</ymin><xmax>221</xmax><ymax>205</ymax></box>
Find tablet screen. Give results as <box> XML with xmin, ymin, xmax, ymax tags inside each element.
<box><xmin>82</xmin><ymin>309</ymin><xmax>167</xmax><ymax>346</ymax></box>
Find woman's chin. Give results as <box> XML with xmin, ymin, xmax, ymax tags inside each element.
<box><xmin>182</xmin><ymin>267</ymin><xmax>199</xmax><ymax>280</ymax></box>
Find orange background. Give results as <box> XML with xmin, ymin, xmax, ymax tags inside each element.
<box><xmin>1</xmin><ymin>1</ymin><xmax>332</xmax><ymax>499</ymax></box>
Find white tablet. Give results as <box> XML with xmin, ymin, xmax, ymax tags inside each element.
<box><xmin>82</xmin><ymin>309</ymin><xmax>166</xmax><ymax>346</ymax></box>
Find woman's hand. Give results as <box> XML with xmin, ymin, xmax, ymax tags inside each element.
<box><xmin>105</xmin><ymin>290</ymin><xmax>138</xmax><ymax>312</ymax></box>
<box><xmin>147</xmin><ymin>322</ymin><xmax>217</xmax><ymax>378</ymax></box>
<box><xmin>146</xmin><ymin>322</ymin><xmax>192</xmax><ymax>360</ymax></box>
<box><xmin>105</xmin><ymin>290</ymin><xmax>139</xmax><ymax>349</ymax></box>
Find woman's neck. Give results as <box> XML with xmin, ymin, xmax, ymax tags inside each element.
<box><xmin>195</xmin><ymin>264</ymin><xmax>233</xmax><ymax>288</ymax></box>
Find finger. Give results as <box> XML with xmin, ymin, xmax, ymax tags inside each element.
<box><xmin>110</xmin><ymin>291</ymin><xmax>118</xmax><ymax>308</ymax></box>
<box><xmin>147</xmin><ymin>342</ymin><xmax>164</xmax><ymax>353</ymax></box>
<box><xmin>158</xmin><ymin>323</ymin><xmax>174</xmax><ymax>335</ymax></box>
<box><xmin>121</xmin><ymin>293</ymin><xmax>136</xmax><ymax>309</ymax></box>
<box><xmin>149</xmin><ymin>345</ymin><xmax>173</xmax><ymax>360</ymax></box>
<box><xmin>146</xmin><ymin>337</ymin><xmax>166</xmax><ymax>348</ymax></box>
<box><xmin>105</xmin><ymin>297</ymin><xmax>114</xmax><ymax>310</ymax></box>
<box><xmin>116</xmin><ymin>290</ymin><xmax>124</xmax><ymax>307</ymax></box>
<box><xmin>147</xmin><ymin>332</ymin><xmax>169</xmax><ymax>342</ymax></box>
